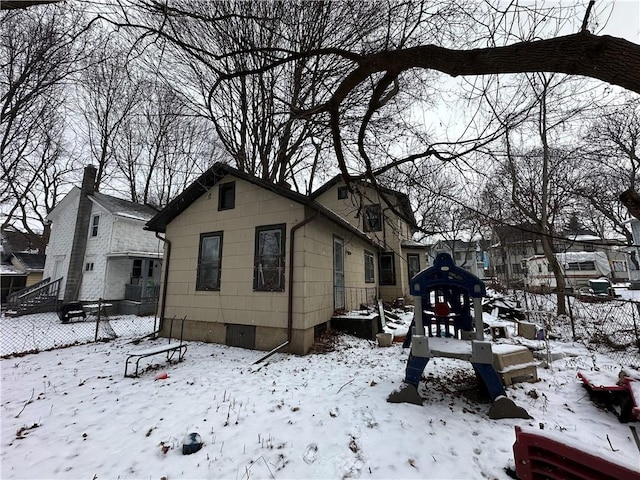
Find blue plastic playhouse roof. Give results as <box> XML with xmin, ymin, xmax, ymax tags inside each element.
<box><xmin>409</xmin><ymin>252</ymin><xmax>486</xmax><ymax>298</ymax></box>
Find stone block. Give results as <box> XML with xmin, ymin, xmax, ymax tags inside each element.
<box><xmin>517</xmin><ymin>321</ymin><xmax>538</xmax><ymax>339</ymax></box>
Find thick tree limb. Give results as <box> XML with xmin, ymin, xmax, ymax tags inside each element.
<box><xmin>620</xmin><ymin>189</ymin><xmax>640</xmax><ymax>220</ymax></box>
<box><xmin>295</xmin><ymin>32</ymin><xmax>640</xmax><ymax>119</ymax></box>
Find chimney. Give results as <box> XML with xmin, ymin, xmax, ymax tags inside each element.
<box><xmin>81</xmin><ymin>164</ymin><xmax>97</xmax><ymax>196</ymax></box>
<box><xmin>63</xmin><ymin>165</ymin><xmax>97</xmax><ymax>302</ymax></box>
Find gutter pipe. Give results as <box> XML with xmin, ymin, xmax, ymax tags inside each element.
<box><xmin>253</xmin><ymin>208</ymin><xmax>319</xmax><ymax>364</ymax></box>
<box><xmin>155</xmin><ymin>231</ymin><xmax>171</xmax><ymax>335</ymax></box>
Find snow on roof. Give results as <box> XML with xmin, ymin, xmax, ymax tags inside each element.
<box><xmin>566</xmin><ymin>234</ymin><xmax>601</xmax><ymax>242</ymax></box>
<box><xmin>90</xmin><ymin>192</ymin><xmax>158</xmax><ymax>222</ymax></box>
<box><xmin>106</xmin><ymin>251</ymin><xmax>163</xmax><ymax>259</ymax></box>
<box><xmin>400</xmin><ymin>239</ymin><xmax>428</xmax><ymax>248</ymax></box>
<box><xmin>422</xmin><ymin>231</ymin><xmax>484</xmax><ymax>244</ymax></box>
<box><xmin>525</xmin><ymin>252</ymin><xmax>613</xmax><ymax>276</ymax></box>
<box><xmin>0</xmin><ymin>263</ymin><xmax>26</xmax><ymax>276</ymax></box>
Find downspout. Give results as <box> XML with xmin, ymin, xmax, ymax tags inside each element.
<box><xmin>155</xmin><ymin>231</ymin><xmax>171</xmax><ymax>335</ymax></box>
<box><xmin>253</xmin><ymin>208</ymin><xmax>319</xmax><ymax>364</ymax></box>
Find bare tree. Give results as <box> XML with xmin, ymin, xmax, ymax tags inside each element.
<box><xmin>113</xmin><ymin>80</ymin><xmax>218</xmax><ymax>205</ymax></box>
<box><xmin>75</xmin><ymin>36</ymin><xmax>143</xmax><ymax>190</ymax></box>
<box><xmin>584</xmin><ymin>97</ymin><xmax>640</xmax><ymax>219</ymax></box>
<box><xmin>485</xmin><ymin>73</ymin><xmax>588</xmax><ymax>314</ymax></box>
<box><xmin>100</xmin><ymin>0</ymin><xmax>481</xmax><ymax>189</ymax></box>
<box><xmin>1</xmin><ymin>3</ymin><xmax>91</xmax><ymax>234</ymax></box>
<box><xmin>577</xmin><ymin>96</ymin><xmax>640</xmax><ymax>267</ymax></box>
<box><xmin>93</xmin><ymin>1</ymin><xmax>640</xmax><ymax>233</ymax></box>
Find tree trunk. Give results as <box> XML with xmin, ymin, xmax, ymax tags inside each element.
<box><xmin>620</xmin><ymin>189</ymin><xmax>640</xmax><ymax>220</ymax></box>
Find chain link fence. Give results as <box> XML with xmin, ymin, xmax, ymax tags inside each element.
<box><xmin>1</xmin><ymin>303</ymin><xmax>158</xmax><ymax>357</ymax></box>
<box><xmin>520</xmin><ymin>292</ymin><xmax>640</xmax><ymax>368</ymax></box>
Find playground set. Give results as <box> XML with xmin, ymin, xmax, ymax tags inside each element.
<box><xmin>388</xmin><ymin>252</ymin><xmax>530</xmax><ymax>419</ymax></box>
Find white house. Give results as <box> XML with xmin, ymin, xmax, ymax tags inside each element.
<box><xmin>524</xmin><ymin>251</ymin><xmax>614</xmax><ymax>291</ymax></box>
<box><xmin>42</xmin><ymin>165</ymin><xmax>162</xmax><ymax>314</ymax></box>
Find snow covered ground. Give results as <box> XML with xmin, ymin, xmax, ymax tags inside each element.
<box><xmin>0</xmin><ymin>313</ymin><xmax>157</xmax><ymax>357</ymax></box>
<box><xmin>2</xmin><ymin>312</ymin><xmax>640</xmax><ymax>479</ymax></box>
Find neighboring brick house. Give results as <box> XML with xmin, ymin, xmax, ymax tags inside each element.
<box><xmin>42</xmin><ymin>166</ymin><xmax>162</xmax><ymax>314</ymax></box>
<box><xmin>146</xmin><ymin>163</ymin><xmax>426</xmax><ymax>354</ymax></box>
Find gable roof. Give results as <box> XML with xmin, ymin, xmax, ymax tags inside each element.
<box><xmin>47</xmin><ymin>187</ymin><xmax>158</xmax><ymax>224</ymax></box>
<box><xmin>493</xmin><ymin>223</ymin><xmax>545</xmax><ymax>244</ymax></box>
<box><xmin>0</xmin><ymin>227</ymin><xmax>46</xmax><ymax>254</ymax></box>
<box><xmin>12</xmin><ymin>252</ymin><xmax>46</xmax><ymax>272</ymax></box>
<box><xmin>90</xmin><ymin>192</ymin><xmax>159</xmax><ymax>221</ymax></box>
<box><xmin>311</xmin><ymin>174</ymin><xmax>418</xmax><ymax>229</ymax></box>
<box><xmin>146</xmin><ymin>163</ymin><xmax>381</xmax><ymax>247</ymax></box>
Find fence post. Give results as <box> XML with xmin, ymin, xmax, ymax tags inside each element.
<box><xmin>633</xmin><ymin>302</ymin><xmax>640</xmax><ymax>354</ymax></box>
<box><xmin>566</xmin><ymin>294</ymin><xmax>576</xmax><ymax>341</ymax></box>
<box><xmin>94</xmin><ymin>298</ymin><xmax>102</xmax><ymax>342</ymax></box>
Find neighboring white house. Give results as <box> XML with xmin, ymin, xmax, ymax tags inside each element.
<box><xmin>426</xmin><ymin>238</ymin><xmax>488</xmax><ymax>279</ymax></box>
<box><xmin>524</xmin><ymin>251</ymin><xmax>614</xmax><ymax>291</ymax></box>
<box><xmin>42</xmin><ymin>166</ymin><xmax>162</xmax><ymax>313</ymax></box>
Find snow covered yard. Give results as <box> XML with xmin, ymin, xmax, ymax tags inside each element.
<box><xmin>0</xmin><ymin>312</ymin><xmax>157</xmax><ymax>357</ymax></box>
<box><xmin>2</xmin><ymin>326</ymin><xmax>640</xmax><ymax>479</ymax></box>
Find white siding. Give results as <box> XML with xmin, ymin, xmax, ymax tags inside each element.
<box><xmin>111</xmin><ymin>217</ymin><xmax>163</xmax><ymax>255</ymax></box>
<box><xmin>79</xmin><ymin>204</ymin><xmax>113</xmax><ymax>300</ymax></box>
<box><xmin>104</xmin><ymin>257</ymin><xmax>132</xmax><ymax>300</ymax></box>
<box><xmin>43</xmin><ymin>189</ymin><xmax>80</xmax><ymax>299</ymax></box>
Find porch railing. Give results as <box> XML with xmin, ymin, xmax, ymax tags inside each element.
<box><xmin>334</xmin><ymin>286</ymin><xmax>378</xmax><ymax>311</ymax></box>
<box><xmin>6</xmin><ymin>277</ymin><xmax>61</xmax><ymax>315</ymax></box>
<box><xmin>124</xmin><ymin>283</ymin><xmax>160</xmax><ymax>302</ymax></box>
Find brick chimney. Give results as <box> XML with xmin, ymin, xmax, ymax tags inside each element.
<box><xmin>63</xmin><ymin>165</ymin><xmax>97</xmax><ymax>302</ymax></box>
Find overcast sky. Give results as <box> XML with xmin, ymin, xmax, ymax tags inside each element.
<box><xmin>600</xmin><ymin>0</ymin><xmax>639</xmax><ymax>42</ymax></box>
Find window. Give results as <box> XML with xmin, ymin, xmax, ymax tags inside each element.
<box><xmin>85</xmin><ymin>262</ymin><xmax>94</xmax><ymax>272</ymax></box>
<box><xmin>511</xmin><ymin>263</ymin><xmax>523</xmax><ymax>273</ymax></box>
<box><xmin>363</xmin><ymin>204</ymin><xmax>382</xmax><ymax>232</ymax></box>
<box><xmin>379</xmin><ymin>252</ymin><xmax>396</xmax><ymax>285</ymax></box>
<box><xmin>612</xmin><ymin>260</ymin><xmax>627</xmax><ymax>272</ymax></box>
<box><xmin>197</xmin><ymin>232</ymin><xmax>223</xmax><ymax>291</ymax></box>
<box><xmin>566</xmin><ymin>261</ymin><xmax>596</xmax><ymax>271</ymax></box>
<box><xmin>364</xmin><ymin>251</ymin><xmax>375</xmax><ymax>283</ymax></box>
<box><xmin>407</xmin><ymin>253</ymin><xmax>421</xmax><ymax>282</ymax></box>
<box><xmin>218</xmin><ymin>182</ymin><xmax>236</xmax><ymax>210</ymax></box>
<box><xmin>337</xmin><ymin>186</ymin><xmax>348</xmax><ymax>199</ymax></box>
<box><xmin>91</xmin><ymin>215</ymin><xmax>100</xmax><ymax>237</ymax></box>
<box><xmin>132</xmin><ymin>259</ymin><xmax>142</xmax><ymax>279</ymax></box>
<box><xmin>254</xmin><ymin>224</ymin><xmax>286</xmax><ymax>291</ymax></box>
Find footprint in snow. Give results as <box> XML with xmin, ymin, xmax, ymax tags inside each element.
<box><xmin>303</xmin><ymin>443</ymin><xmax>318</xmax><ymax>464</ymax></box>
